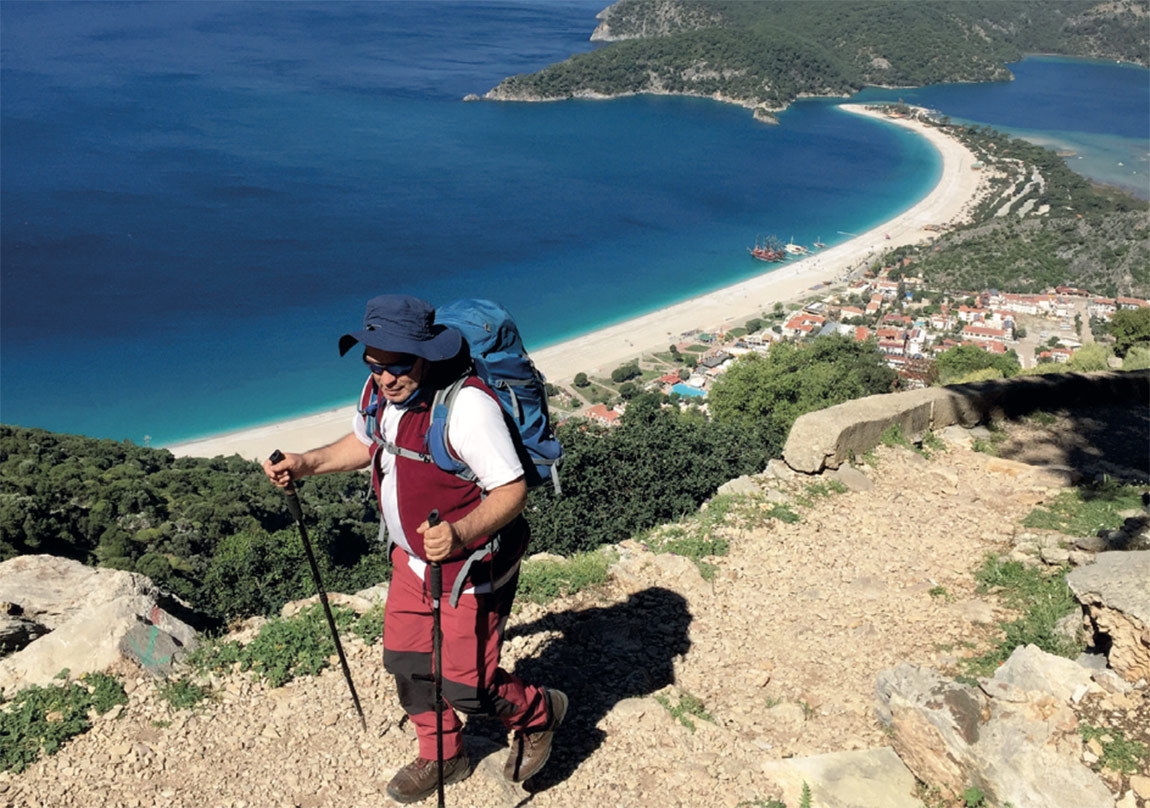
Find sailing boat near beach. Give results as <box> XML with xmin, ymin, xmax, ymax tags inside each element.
<box><xmin>784</xmin><ymin>235</ymin><xmax>809</xmax><ymax>255</ymax></box>
<box><xmin>748</xmin><ymin>234</ymin><xmax>786</xmax><ymax>262</ymax></box>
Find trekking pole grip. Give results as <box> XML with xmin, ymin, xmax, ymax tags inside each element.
<box><xmin>427</xmin><ymin>509</ymin><xmax>443</xmax><ymax>595</ymax></box>
<box><xmin>268</xmin><ymin>449</ymin><xmax>303</xmax><ymax>521</ymax></box>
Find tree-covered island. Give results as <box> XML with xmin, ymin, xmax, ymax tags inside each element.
<box><xmin>484</xmin><ymin>0</ymin><xmax>1149</xmax><ymax>119</ymax></box>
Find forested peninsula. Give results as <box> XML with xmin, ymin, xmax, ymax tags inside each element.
<box><xmin>484</xmin><ymin>0</ymin><xmax>1149</xmax><ymax>117</ymax></box>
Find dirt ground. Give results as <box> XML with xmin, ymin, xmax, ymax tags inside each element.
<box><xmin>3</xmin><ymin>404</ymin><xmax>1147</xmax><ymax>808</ymax></box>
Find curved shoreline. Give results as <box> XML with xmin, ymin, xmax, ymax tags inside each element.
<box><xmin>167</xmin><ymin>104</ymin><xmax>988</xmax><ymax>461</ymax></box>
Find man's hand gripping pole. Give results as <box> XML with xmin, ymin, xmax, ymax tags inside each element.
<box><xmin>268</xmin><ymin>450</ymin><xmax>366</xmax><ymax>731</ymax></box>
<box><xmin>428</xmin><ymin>509</ymin><xmax>446</xmax><ymax>808</ymax></box>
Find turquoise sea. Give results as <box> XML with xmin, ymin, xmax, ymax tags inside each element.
<box><xmin>2</xmin><ymin>2</ymin><xmax>1147</xmax><ymax>446</ymax></box>
<box><xmin>854</xmin><ymin>55</ymin><xmax>1150</xmax><ymax>197</ymax></box>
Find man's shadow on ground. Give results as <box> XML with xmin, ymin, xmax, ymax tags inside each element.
<box><xmin>463</xmin><ymin>586</ymin><xmax>692</xmax><ymax>794</ymax></box>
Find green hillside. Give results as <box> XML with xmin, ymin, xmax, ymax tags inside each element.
<box><xmin>488</xmin><ymin>0</ymin><xmax>1149</xmax><ymax>110</ymax></box>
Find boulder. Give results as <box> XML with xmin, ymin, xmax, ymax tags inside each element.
<box><xmin>964</xmin><ymin>711</ymin><xmax>1112</xmax><ymax>808</ymax></box>
<box><xmin>1066</xmin><ymin>550</ymin><xmax>1150</xmax><ymax>682</ymax></box>
<box><xmin>990</xmin><ymin>644</ymin><xmax>1093</xmax><ymax>705</ymax></box>
<box><xmin>783</xmin><ymin>388</ymin><xmax>937</xmax><ymax>473</ymax></box>
<box><xmin>717</xmin><ymin>475</ymin><xmax>760</xmax><ymax>497</ymax></box>
<box><xmin>609</xmin><ymin>546</ymin><xmax>710</xmax><ymax>600</ymax></box>
<box><xmin>760</xmin><ymin>746</ymin><xmax>924</xmax><ymax>808</ymax></box>
<box><xmin>783</xmin><ymin>370</ymin><xmax>1149</xmax><ymax>473</ymax></box>
<box><xmin>353</xmin><ymin>583</ymin><xmax>389</xmax><ymax>604</ymax></box>
<box><xmin>827</xmin><ymin>464</ymin><xmax>873</xmax><ymax>492</ymax></box>
<box><xmin>875</xmin><ymin>658</ymin><xmax>1113</xmax><ymax>808</ymax></box>
<box><xmin>281</xmin><ymin>592</ymin><xmax>376</xmax><ymax>618</ymax></box>
<box><xmin>0</xmin><ymin>555</ymin><xmax>202</xmax><ymax>694</ymax></box>
<box><xmin>874</xmin><ymin>664</ymin><xmax>985</xmax><ymax>798</ymax></box>
<box><xmin>763</xmin><ymin>458</ymin><xmax>797</xmax><ymax>482</ymax></box>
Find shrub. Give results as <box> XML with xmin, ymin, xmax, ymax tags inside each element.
<box><xmin>156</xmin><ymin>676</ymin><xmax>212</xmax><ymax>711</ymax></box>
<box><xmin>200</xmin><ymin>527</ymin><xmax>387</xmax><ymax>621</ymax></box>
<box><xmin>610</xmin><ymin>360</ymin><xmax>641</xmax><ymax>383</ymax></box>
<box><xmin>1108</xmin><ymin>308</ymin><xmax>1150</xmax><ymax>357</ymax></box>
<box><xmin>525</xmin><ymin>396</ymin><xmax>773</xmax><ymax>555</ymax></box>
<box><xmin>709</xmin><ymin>336</ymin><xmax>897</xmax><ymax>444</ymax></box>
<box><xmin>1123</xmin><ymin>344</ymin><xmax>1150</xmax><ymax>370</ymax></box>
<box><xmin>1</xmin><ymin>673</ymin><xmax>127</xmax><ymax>773</ymax></box>
<box><xmin>192</xmin><ymin>604</ymin><xmax>376</xmax><ymax>688</ymax></box>
<box><xmin>936</xmin><ymin>344</ymin><xmax>1020</xmax><ymax>384</ymax></box>
<box><xmin>517</xmin><ymin>551</ymin><xmax>612</xmax><ymax>604</ymax></box>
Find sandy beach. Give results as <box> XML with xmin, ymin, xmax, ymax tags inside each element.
<box><xmin>168</xmin><ymin>104</ymin><xmax>987</xmax><ymax>461</ymax></box>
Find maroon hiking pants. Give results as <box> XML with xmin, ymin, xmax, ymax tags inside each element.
<box><xmin>382</xmin><ymin>546</ymin><xmax>550</xmax><ymax>760</ymax></box>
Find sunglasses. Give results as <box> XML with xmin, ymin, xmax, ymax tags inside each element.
<box><xmin>364</xmin><ymin>355</ymin><xmax>416</xmax><ymax>377</ymax></box>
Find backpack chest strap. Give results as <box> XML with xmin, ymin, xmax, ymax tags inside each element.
<box><xmin>383</xmin><ymin>441</ymin><xmax>435</xmax><ymax>464</ymax></box>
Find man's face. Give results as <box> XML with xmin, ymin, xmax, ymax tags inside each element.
<box><xmin>363</xmin><ymin>348</ymin><xmax>426</xmax><ymax>404</ymax></box>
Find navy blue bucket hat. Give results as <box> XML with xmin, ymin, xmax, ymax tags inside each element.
<box><xmin>338</xmin><ymin>294</ymin><xmax>462</xmax><ymax>361</ymax></box>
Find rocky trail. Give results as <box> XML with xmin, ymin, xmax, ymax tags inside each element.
<box><xmin>3</xmin><ymin>414</ymin><xmax>1147</xmax><ymax>808</ymax></box>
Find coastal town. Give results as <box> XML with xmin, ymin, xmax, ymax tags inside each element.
<box><xmin>557</xmin><ymin>258</ymin><xmax>1150</xmax><ymax>427</ymax></box>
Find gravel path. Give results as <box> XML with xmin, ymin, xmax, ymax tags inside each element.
<box><xmin>1</xmin><ymin>424</ymin><xmax>1132</xmax><ymax>808</ymax></box>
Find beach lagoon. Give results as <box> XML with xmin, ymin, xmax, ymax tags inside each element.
<box><xmin>2</xmin><ymin>4</ymin><xmax>1145</xmax><ymax>446</ymax></box>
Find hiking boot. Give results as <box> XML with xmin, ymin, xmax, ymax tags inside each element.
<box><xmin>386</xmin><ymin>752</ymin><xmax>471</xmax><ymax>804</ymax></box>
<box><xmin>503</xmin><ymin>688</ymin><xmax>568</xmax><ymax>783</ymax></box>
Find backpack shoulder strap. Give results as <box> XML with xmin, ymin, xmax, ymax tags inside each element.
<box><xmin>428</xmin><ymin>375</ymin><xmax>478</xmax><ymax>483</ymax></box>
<box><xmin>358</xmin><ymin>375</ymin><xmax>437</xmax><ymax>465</ymax></box>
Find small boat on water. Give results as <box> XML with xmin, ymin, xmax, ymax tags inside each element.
<box><xmin>748</xmin><ymin>234</ymin><xmax>786</xmax><ymax>262</ymax></box>
<box><xmin>784</xmin><ymin>235</ymin><xmax>809</xmax><ymax>256</ymax></box>
<box><xmin>813</xmin><ymin>236</ymin><xmax>827</xmax><ymax>249</ymax></box>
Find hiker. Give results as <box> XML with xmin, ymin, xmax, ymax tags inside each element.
<box><xmin>263</xmin><ymin>294</ymin><xmax>568</xmax><ymax>804</ymax></box>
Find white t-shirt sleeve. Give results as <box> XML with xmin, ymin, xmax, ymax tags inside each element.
<box><xmin>353</xmin><ymin>410</ymin><xmax>371</xmax><ymax>446</ymax></box>
<box><xmin>448</xmin><ymin>386</ymin><xmax>524</xmax><ymax>491</ymax></box>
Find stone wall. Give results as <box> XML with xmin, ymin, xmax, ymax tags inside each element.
<box><xmin>782</xmin><ymin>370</ymin><xmax>1149</xmax><ymax>474</ymax></box>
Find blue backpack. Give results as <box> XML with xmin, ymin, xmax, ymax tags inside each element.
<box><xmin>423</xmin><ymin>299</ymin><xmax>563</xmax><ymax>494</ymax></box>
<box><xmin>359</xmin><ymin>300</ymin><xmax>563</xmax><ymax>493</ymax></box>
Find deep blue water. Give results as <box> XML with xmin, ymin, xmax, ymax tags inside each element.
<box><xmin>1</xmin><ymin>3</ymin><xmax>1145</xmax><ymax>446</ymax></box>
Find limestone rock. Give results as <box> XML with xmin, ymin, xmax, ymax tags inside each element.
<box><xmin>609</xmin><ymin>546</ymin><xmax>710</xmax><ymax>600</ymax></box>
<box><xmin>353</xmin><ymin>583</ymin><xmax>389</xmax><ymax>603</ymax></box>
<box><xmin>968</xmin><ymin>712</ymin><xmax>1113</xmax><ymax>808</ymax></box>
<box><xmin>0</xmin><ymin>554</ymin><xmax>160</xmax><ymax>630</ymax></box>
<box><xmin>764</xmin><ymin>701</ymin><xmax>807</xmax><ymax>731</ymax></box>
<box><xmin>874</xmin><ymin>664</ymin><xmax>984</xmax><ymax>797</ymax></box>
<box><xmin>718</xmin><ymin>475</ymin><xmax>759</xmax><ymax>497</ymax></box>
<box><xmin>876</xmin><ymin>657</ymin><xmax>1115</xmax><ymax>808</ymax></box>
<box><xmin>954</xmin><ymin>599</ymin><xmax>996</xmax><ymax>625</ymax></box>
<box><xmin>1074</xmin><ymin>534</ymin><xmax>1110</xmax><ymax>553</ymax></box>
<box><xmin>760</xmin><ymin>746</ymin><xmax>924</xmax><ymax>808</ymax></box>
<box><xmin>991</xmin><ymin>644</ymin><xmax>1093</xmax><ymax>705</ymax></box>
<box><xmin>785</xmin><ymin>370</ymin><xmax>1149</xmax><ymax>473</ymax></box>
<box><xmin>1130</xmin><ymin>774</ymin><xmax>1150</xmax><ymax>800</ymax></box>
<box><xmin>468</xmin><ymin>735</ymin><xmax>528</xmax><ymax>804</ymax></box>
<box><xmin>783</xmin><ymin>388</ymin><xmax>937</xmax><ymax>473</ymax></box>
<box><xmin>281</xmin><ymin>592</ymin><xmax>375</xmax><ymax>618</ymax></box>
<box><xmin>827</xmin><ymin>464</ymin><xmax>873</xmax><ymax>492</ymax></box>
<box><xmin>1040</xmin><ymin>545</ymin><xmax>1071</xmax><ymax>566</ymax></box>
<box><xmin>0</xmin><ymin>555</ymin><xmax>202</xmax><ymax>695</ymax></box>
<box><xmin>525</xmin><ymin>552</ymin><xmax>568</xmax><ymax>565</ymax></box>
<box><xmin>764</xmin><ymin>458</ymin><xmax>796</xmax><ymax>482</ymax></box>
<box><xmin>1067</xmin><ymin>551</ymin><xmax>1150</xmax><ymax>682</ymax></box>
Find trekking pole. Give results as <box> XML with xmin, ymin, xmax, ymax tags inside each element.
<box><xmin>268</xmin><ymin>450</ymin><xmax>366</xmax><ymax>731</ymax></box>
<box><xmin>427</xmin><ymin>508</ymin><xmax>446</xmax><ymax>808</ymax></box>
